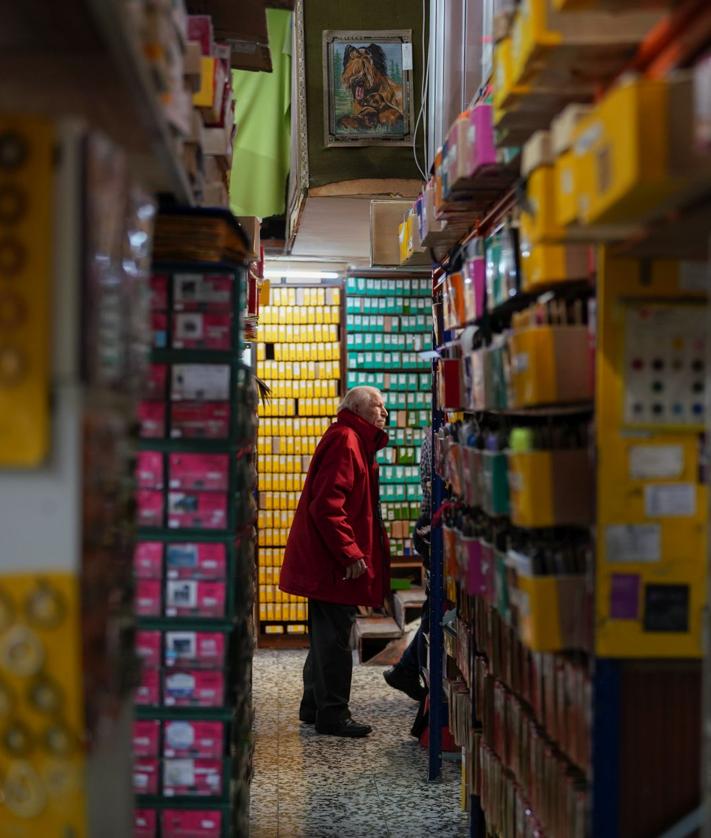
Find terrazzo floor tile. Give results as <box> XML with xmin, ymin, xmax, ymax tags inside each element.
<box><xmin>250</xmin><ymin>649</ymin><xmax>469</xmax><ymax>837</ymax></box>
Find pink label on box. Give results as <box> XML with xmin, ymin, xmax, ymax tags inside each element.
<box><xmin>162</xmin><ymin>759</ymin><xmax>223</xmax><ymax>797</ymax></box>
<box><xmin>164</xmin><ymin>580</ymin><xmax>226</xmax><ymax>618</ymax></box>
<box><xmin>136</xmin><ymin>452</ymin><xmax>164</xmax><ymax>490</ymax></box>
<box><xmin>150</xmin><ymin>274</ymin><xmax>168</xmax><ymax>310</ymax></box>
<box><xmin>170</xmin><ymin>402</ymin><xmax>230</xmax><ymax>439</ymax></box>
<box><xmin>172</xmin><ymin>312</ymin><xmax>232</xmax><ymax>350</ymax></box>
<box><xmin>166</xmin><ymin>543</ymin><xmax>227</xmax><ymax>580</ymax></box>
<box><xmin>133</xmin><ymin>758</ymin><xmax>160</xmax><ymax>796</ymax></box>
<box><xmin>167</xmin><ymin>492</ymin><xmax>227</xmax><ymax>531</ymax></box>
<box><xmin>187</xmin><ymin>16</ymin><xmax>214</xmax><ymax>56</ymax></box>
<box><xmin>134</xmin><ymin>542</ymin><xmax>163</xmax><ymax>579</ymax></box>
<box><xmin>164</xmin><ymin>631</ymin><xmax>226</xmax><ymax>668</ymax></box>
<box><xmin>133</xmin><ymin>720</ymin><xmax>161</xmax><ymax>758</ymax></box>
<box><xmin>136</xmin><ymin>630</ymin><xmax>162</xmax><ymax>668</ymax></box>
<box><xmin>173</xmin><ymin>274</ymin><xmax>233</xmax><ymax>310</ymax></box>
<box><xmin>168</xmin><ymin>453</ymin><xmax>229</xmax><ymax>492</ymax></box>
<box><xmin>134</xmin><ymin>808</ymin><xmax>157</xmax><ymax>838</ymax></box>
<box><xmin>135</xmin><ymin>579</ymin><xmax>162</xmax><ymax>617</ymax></box>
<box><xmin>146</xmin><ymin>363</ymin><xmax>168</xmax><ymax>399</ymax></box>
<box><xmin>138</xmin><ymin>402</ymin><xmax>166</xmax><ymax>439</ymax></box>
<box><xmin>163</xmin><ymin>720</ymin><xmax>224</xmax><ymax>759</ymax></box>
<box><xmin>136</xmin><ymin>491</ymin><xmax>164</xmax><ymax>528</ymax></box>
<box><xmin>135</xmin><ymin>667</ymin><xmax>160</xmax><ymax>707</ymax></box>
<box><xmin>162</xmin><ymin>809</ymin><xmax>223</xmax><ymax>838</ymax></box>
<box><xmin>163</xmin><ymin>670</ymin><xmax>225</xmax><ymax>708</ymax></box>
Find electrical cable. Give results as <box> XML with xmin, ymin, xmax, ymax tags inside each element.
<box><xmin>413</xmin><ymin>0</ymin><xmax>431</xmax><ymax>181</ymax></box>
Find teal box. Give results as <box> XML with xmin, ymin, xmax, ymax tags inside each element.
<box><xmin>482</xmin><ymin>451</ymin><xmax>509</xmax><ymax>517</ymax></box>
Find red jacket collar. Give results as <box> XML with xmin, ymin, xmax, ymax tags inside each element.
<box><xmin>337</xmin><ymin>409</ymin><xmax>389</xmax><ymax>455</ymax></box>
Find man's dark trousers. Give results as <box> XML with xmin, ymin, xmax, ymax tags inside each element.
<box><xmin>300</xmin><ymin>599</ymin><xmax>357</xmax><ymax>726</ymax></box>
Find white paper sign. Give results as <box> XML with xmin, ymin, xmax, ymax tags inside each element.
<box><xmin>402</xmin><ymin>43</ymin><xmax>413</xmax><ymax>71</ymax></box>
<box><xmin>605</xmin><ymin>524</ymin><xmax>661</xmax><ymax>563</ymax></box>
<box><xmin>644</xmin><ymin>483</ymin><xmax>696</xmax><ymax>518</ymax></box>
<box><xmin>629</xmin><ymin>445</ymin><xmax>684</xmax><ymax>480</ymax></box>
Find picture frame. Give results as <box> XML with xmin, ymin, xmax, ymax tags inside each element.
<box><xmin>322</xmin><ymin>29</ymin><xmax>415</xmax><ymax>148</ymax></box>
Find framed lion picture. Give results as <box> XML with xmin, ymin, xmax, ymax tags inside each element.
<box><xmin>322</xmin><ymin>30</ymin><xmax>415</xmax><ymax>147</ymax></box>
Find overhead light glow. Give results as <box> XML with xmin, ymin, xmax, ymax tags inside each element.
<box><xmin>263</xmin><ymin>268</ymin><xmax>340</xmax><ymax>280</ymax></box>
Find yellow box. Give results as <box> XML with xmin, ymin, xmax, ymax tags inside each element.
<box><xmin>520</xmin><ymin>165</ymin><xmax>563</xmax><ymax>244</ymax></box>
<box><xmin>553</xmin><ymin>150</ymin><xmax>579</xmax><ymax>226</ymax></box>
<box><xmin>519</xmin><ymin>241</ymin><xmax>589</xmax><ymax>290</ymax></box>
<box><xmin>516</xmin><ymin>572</ymin><xmax>589</xmax><ymax>651</ymax></box>
<box><xmin>193</xmin><ymin>56</ymin><xmax>217</xmax><ymax>107</ymax></box>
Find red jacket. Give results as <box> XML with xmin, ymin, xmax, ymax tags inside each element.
<box><xmin>279</xmin><ymin>409</ymin><xmax>390</xmax><ymax>607</ymax></box>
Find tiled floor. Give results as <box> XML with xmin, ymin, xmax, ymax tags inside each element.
<box><xmin>250</xmin><ymin>649</ymin><xmax>469</xmax><ymax>838</ymax></box>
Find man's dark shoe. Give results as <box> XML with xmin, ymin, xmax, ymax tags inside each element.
<box><xmin>383</xmin><ymin>666</ymin><xmax>426</xmax><ymax>702</ymax></box>
<box><xmin>299</xmin><ymin>709</ymin><xmax>316</xmax><ymax>724</ymax></box>
<box><xmin>315</xmin><ymin>718</ymin><xmax>372</xmax><ymax>738</ymax></box>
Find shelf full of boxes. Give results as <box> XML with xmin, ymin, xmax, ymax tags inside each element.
<box><xmin>256</xmin><ymin>284</ymin><xmax>344</xmax><ymax>642</ymax></box>
<box><xmin>399</xmin><ymin>1</ymin><xmax>711</xmax><ymax>836</ymax></box>
<box><xmin>345</xmin><ymin>272</ymin><xmax>433</xmax><ymax>587</ymax></box>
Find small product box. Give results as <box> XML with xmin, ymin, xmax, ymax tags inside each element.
<box><xmin>167</xmin><ymin>492</ymin><xmax>227</xmax><ymax>530</ymax></box>
<box><xmin>150</xmin><ymin>274</ymin><xmax>169</xmax><ymax>310</ymax></box>
<box><xmin>163</xmin><ymin>720</ymin><xmax>225</xmax><ymax>759</ymax></box>
<box><xmin>134</xmin><ymin>808</ymin><xmax>158</xmax><ymax>838</ymax></box>
<box><xmin>161</xmin><ymin>809</ymin><xmax>222</xmax><ymax>838</ymax></box>
<box><xmin>135</xmin><ymin>579</ymin><xmax>163</xmax><ymax>617</ymax></box>
<box><xmin>164</xmin><ymin>580</ymin><xmax>227</xmax><ymax>618</ymax></box>
<box><xmin>170</xmin><ymin>402</ymin><xmax>230</xmax><ymax>439</ymax></box>
<box><xmin>135</xmin><ymin>667</ymin><xmax>160</xmax><ymax>706</ymax></box>
<box><xmin>163</xmin><ymin>670</ymin><xmax>225</xmax><ymax>708</ymax></box>
<box><xmin>152</xmin><ymin>312</ymin><xmax>168</xmax><ymax>349</ymax></box>
<box><xmin>163</xmin><ymin>759</ymin><xmax>224</xmax><ymax>798</ymax></box>
<box><xmin>146</xmin><ymin>364</ymin><xmax>168</xmax><ymax>399</ymax></box>
<box><xmin>169</xmin><ymin>453</ymin><xmax>229</xmax><ymax>492</ymax></box>
<box><xmin>165</xmin><ymin>631</ymin><xmax>226</xmax><ymax>668</ymax></box>
<box><xmin>136</xmin><ymin>452</ymin><xmax>164</xmax><ymax>490</ymax></box>
<box><xmin>138</xmin><ymin>401</ymin><xmax>166</xmax><ymax>439</ymax></box>
<box><xmin>166</xmin><ymin>543</ymin><xmax>227</xmax><ymax>580</ymax></box>
<box><xmin>133</xmin><ymin>758</ymin><xmax>160</xmax><ymax>796</ymax></box>
<box><xmin>135</xmin><ymin>630</ymin><xmax>162</xmax><ymax>668</ymax></box>
<box><xmin>173</xmin><ymin>273</ymin><xmax>233</xmax><ymax>310</ymax></box>
<box><xmin>134</xmin><ymin>542</ymin><xmax>163</xmax><ymax>579</ymax></box>
<box><xmin>172</xmin><ymin>312</ymin><xmax>232</xmax><ymax>350</ymax></box>
<box><xmin>136</xmin><ymin>491</ymin><xmax>165</xmax><ymax>528</ymax></box>
<box><xmin>133</xmin><ymin>720</ymin><xmax>161</xmax><ymax>758</ymax></box>
<box><xmin>171</xmin><ymin>365</ymin><xmax>231</xmax><ymax>402</ymax></box>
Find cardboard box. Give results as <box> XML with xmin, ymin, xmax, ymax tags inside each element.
<box><xmin>370</xmin><ymin>200</ymin><xmax>412</xmax><ymax>266</ymax></box>
<box><xmin>237</xmin><ymin>216</ymin><xmax>261</xmax><ymax>261</ymax></box>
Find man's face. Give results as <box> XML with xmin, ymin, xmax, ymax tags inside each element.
<box><xmin>359</xmin><ymin>392</ymin><xmax>388</xmax><ymax>430</ymax></box>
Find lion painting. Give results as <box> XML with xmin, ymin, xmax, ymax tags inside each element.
<box><xmin>337</xmin><ymin>43</ymin><xmax>405</xmax><ymax>132</ymax></box>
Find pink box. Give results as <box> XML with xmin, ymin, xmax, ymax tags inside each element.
<box><xmin>468</xmin><ymin>104</ymin><xmax>497</xmax><ymax>174</ymax></box>
<box><xmin>162</xmin><ymin>759</ymin><xmax>223</xmax><ymax>797</ymax></box>
<box><xmin>150</xmin><ymin>274</ymin><xmax>169</xmax><ymax>310</ymax></box>
<box><xmin>133</xmin><ymin>758</ymin><xmax>160</xmax><ymax>796</ymax></box>
<box><xmin>172</xmin><ymin>313</ymin><xmax>232</xmax><ymax>350</ymax></box>
<box><xmin>138</xmin><ymin>402</ymin><xmax>166</xmax><ymax>439</ymax></box>
<box><xmin>135</xmin><ymin>667</ymin><xmax>160</xmax><ymax>707</ymax></box>
<box><xmin>167</xmin><ymin>492</ymin><xmax>227</xmax><ymax>531</ymax></box>
<box><xmin>187</xmin><ymin>16</ymin><xmax>214</xmax><ymax>56</ymax></box>
<box><xmin>145</xmin><ymin>364</ymin><xmax>168</xmax><ymax>399</ymax></box>
<box><xmin>135</xmin><ymin>579</ymin><xmax>162</xmax><ymax>617</ymax></box>
<box><xmin>136</xmin><ymin>630</ymin><xmax>162</xmax><ymax>668</ymax></box>
<box><xmin>133</xmin><ymin>719</ymin><xmax>161</xmax><ymax>758</ymax></box>
<box><xmin>152</xmin><ymin>312</ymin><xmax>168</xmax><ymax>349</ymax></box>
<box><xmin>169</xmin><ymin>453</ymin><xmax>229</xmax><ymax>492</ymax></box>
<box><xmin>162</xmin><ymin>720</ymin><xmax>225</xmax><ymax>759</ymax></box>
<box><xmin>134</xmin><ymin>808</ymin><xmax>157</xmax><ymax>838</ymax></box>
<box><xmin>134</xmin><ymin>542</ymin><xmax>163</xmax><ymax>579</ymax></box>
<box><xmin>136</xmin><ymin>452</ymin><xmax>164</xmax><ymax>490</ymax></box>
<box><xmin>162</xmin><ymin>809</ymin><xmax>222</xmax><ymax>838</ymax></box>
<box><xmin>136</xmin><ymin>491</ymin><xmax>165</xmax><ymax>528</ymax></box>
<box><xmin>165</xmin><ymin>543</ymin><xmax>227</xmax><ymax>580</ymax></box>
<box><xmin>164</xmin><ymin>580</ymin><xmax>226</xmax><ymax>618</ymax></box>
<box><xmin>170</xmin><ymin>403</ymin><xmax>230</xmax><ymax>439</ymax></box>
<box><xmin>173</xmin><ymin>274</ymin><xmax>233</xmax><ymax>310</ymax></box>
<box><xmin>164</xmin><ymin>631</ymin><xmax>226</xmax><ymax>668</ymax></box>
<box><xmin>163</xmin><ymin>670</ymin><xmax>225</xmax><ymax>708</ymax></box>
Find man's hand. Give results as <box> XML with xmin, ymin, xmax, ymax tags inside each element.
<box><xmin>344</xmin><ymin>559</ymin><xmax>367</xmax><ymax>580</ymax></box>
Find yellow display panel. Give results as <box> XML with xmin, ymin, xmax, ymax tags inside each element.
<box><xmin>595</xmin><ymin>254</ymin><xmax>707</xmax><ymax>657</ymax></box>
<box><xmin>0</xmin><ymin>116</ymin><xmax>54</xmax><ymax>467</ymax></box>
<box><xmin>0</xmin><ymin>572</ymin><xmax>86</xmax><ymax>835</ymax></box>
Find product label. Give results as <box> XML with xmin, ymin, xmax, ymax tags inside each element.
<box><xmin>605</xmin><ymin>524</ymin><xmax>661</xmax><ymax>563</ymax></box>
<box><xmin>629</xmin><ymin>445</ymin><xmax>684</xmax><ymax>480</ymax></box>
<box><xmin>644</xmin><ymin>483</ymin><xmax>696</xmax><ymax>518</ymax></box>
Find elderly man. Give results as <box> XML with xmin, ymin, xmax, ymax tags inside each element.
<box><xmin>279</xmin><ymin>386</ymin><xmax>389</xmax><ymax>738</ymax></box>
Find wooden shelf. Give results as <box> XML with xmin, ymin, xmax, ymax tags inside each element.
<box><xmin>0</xmin><ymin>0</ymin><xmax>193</xmax><ymax>203</ymax></box>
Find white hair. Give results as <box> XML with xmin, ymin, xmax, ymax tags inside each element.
<box><xmin>337</xmin><ymin>386</ymin><xmax>382</xmax><ymax>414</ymax></box>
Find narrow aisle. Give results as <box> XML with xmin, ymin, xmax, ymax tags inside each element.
<box><xmin>250</xmin><ymin>649</ymin><xmax>469</xmax><ymax>838</ymax></box>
